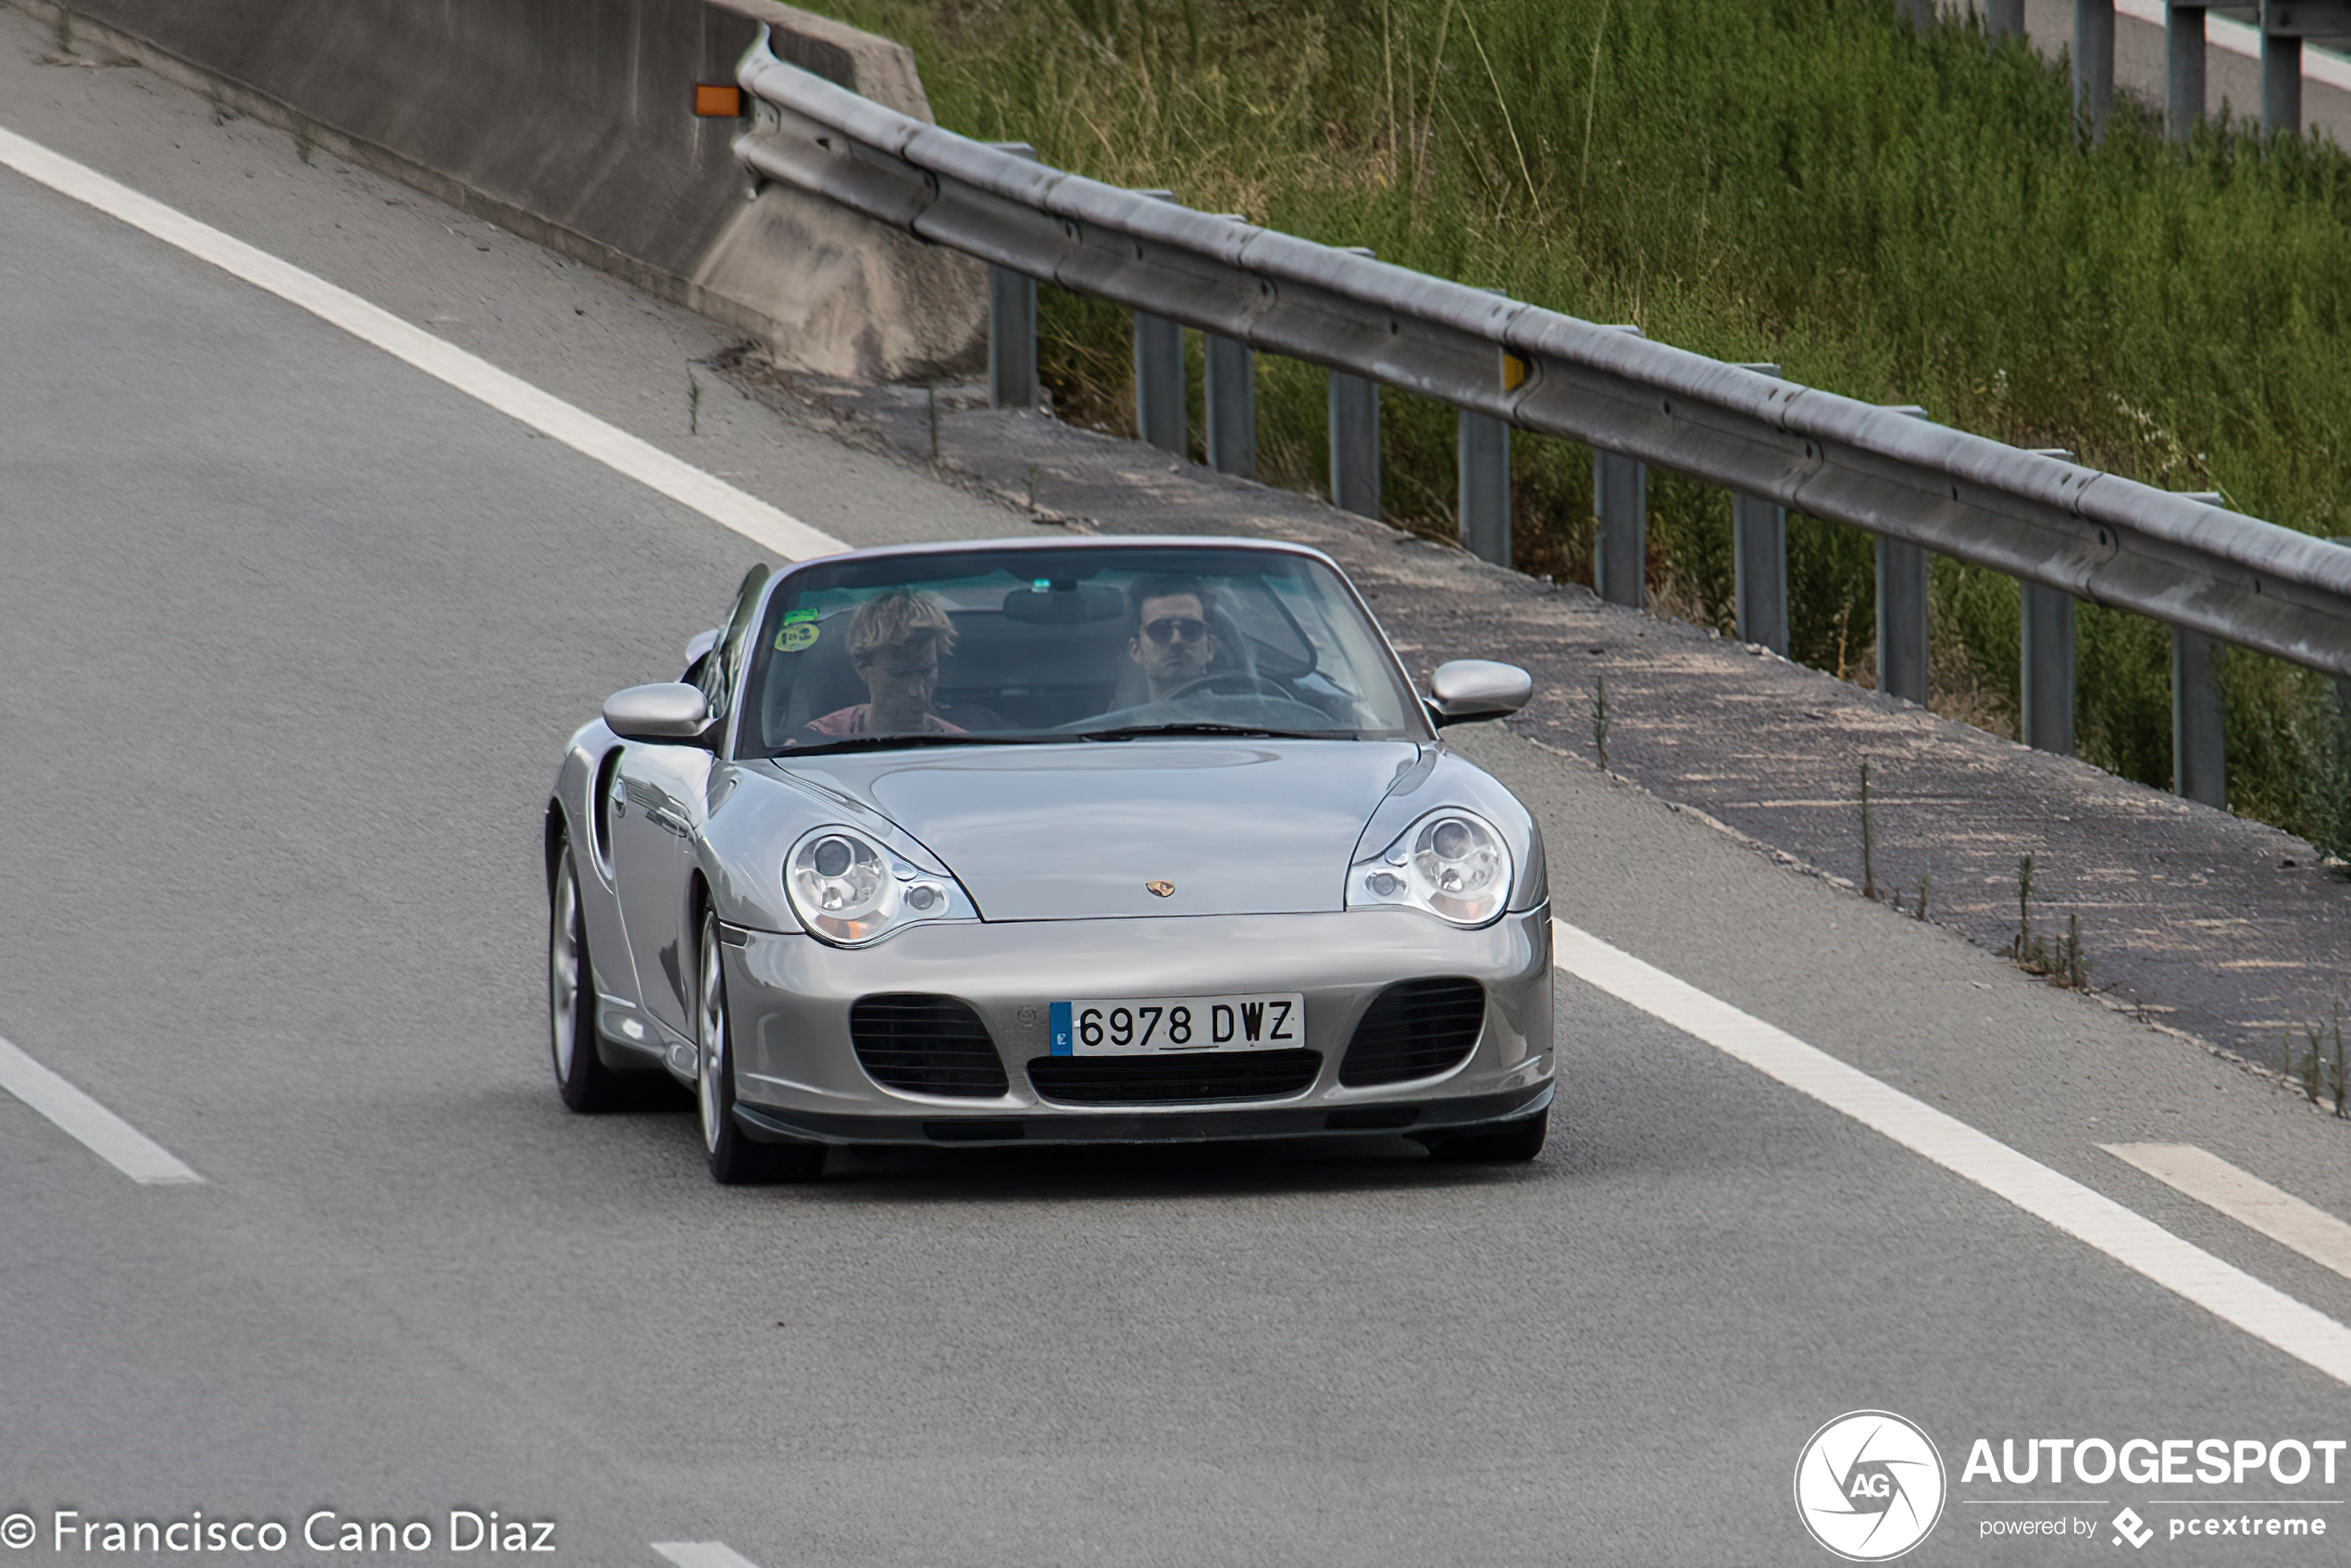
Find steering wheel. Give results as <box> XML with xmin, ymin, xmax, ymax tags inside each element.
<box><xmin>1163</xmin><ymin>671</ymin><xmax>1296</xmax><ymax>703</ymax></box>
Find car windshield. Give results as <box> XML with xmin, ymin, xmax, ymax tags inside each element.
<box><xmin>737</xmin><ymin>545</ymin><xmax>1424</xmax><ymax>756</ymax></box>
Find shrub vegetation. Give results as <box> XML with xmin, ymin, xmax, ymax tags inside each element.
<box><xmin>803</xmin><ymin>0</ymin><xmax>2351</xmax><ymax>842</ymax></box>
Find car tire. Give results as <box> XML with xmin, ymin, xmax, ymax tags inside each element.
<box><xmin>550</xmin><ymin>837</ymin><xmax>628</xmax><ymax>1113</ymax></box>
<box><xmin>696</xmin><ymin>907</ymin><xmax>825</xmax><ymax>1185</ymax></box>
<box><xmin>1427</xmin><ymin>1108</ymin><xmax>1548</xmax><ymax>1164</ymax></box>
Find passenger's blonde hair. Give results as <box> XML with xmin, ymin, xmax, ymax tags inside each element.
<box><xmin>848</xmin><ymin>588</ymin><xmax>957</xmax><ymax>661</ymax></box>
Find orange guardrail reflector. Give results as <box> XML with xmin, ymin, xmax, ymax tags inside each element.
<box><xmin>695</xmin><ymin>84</ymin><xmax>745</xmax><ymax>118</ymax></box>
<box><xmin>1500</xmin><ymin>350</ymin><xmax>1530</xmax><ymax>393</ymax></box>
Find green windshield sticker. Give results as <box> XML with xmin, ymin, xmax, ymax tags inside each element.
<box><xmin>777</xmin><ymin>622</ymin><xmax>819</xmax><ymax>653</ymax></box>
<box><xmin>783</xmin><ymin>608</ymin><xmax>817</xmax><ymax>623</ymax></box>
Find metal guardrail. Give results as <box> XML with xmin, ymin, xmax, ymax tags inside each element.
<box><xmin>733</xmin><ymin>27</ymin><xmax>2351</xmax><ymax>804</ymax></box>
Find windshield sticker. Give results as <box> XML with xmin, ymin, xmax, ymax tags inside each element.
<box><xmin>776</xmin><ymin>622</ymin><xmax>820</xmax><ymax>653</ymax></box>
<box><xmin>782</xmin><ymin>608</ymin><xmax>817</xmax><ymax>623</ymax></box>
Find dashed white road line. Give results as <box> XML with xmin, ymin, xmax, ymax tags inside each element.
<box><xmin>2103</xmin><ymin>1142</ymin><xmax>2351</xmax><ymax>1286</ymax></box>
<box><xmin>0</xmin><ymin>1033</ymin><xmax>202</xmax><ymax>1184</ymax></box>
<box><xmin>1550</xmin><ymin>919</ymin><xmax>2351</xmax><ymax>1389</ymax></box>
<box><xmin>652</xmin><ymin>1544</ymin><xmax>765</xmax><ymax>1568</ymax></box>
<box><xmin>0</xmin><ymin>126</ymin><xmax>847</xmax><ymax>566</ymax></box>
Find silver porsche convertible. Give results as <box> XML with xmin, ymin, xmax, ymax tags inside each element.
<box><xmin>544</xmin><ymin>536</ymin><xmax>1553</xmax><ymax>1182</ymax></box>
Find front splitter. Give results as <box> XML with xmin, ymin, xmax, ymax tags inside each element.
<box><xmin>732</xmin><ymin>1081</ymin><xmax>1552</xmax><ymax>1148</ymax></box>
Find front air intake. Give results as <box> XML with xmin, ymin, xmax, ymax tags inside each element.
<box><xmin>850</xmin><ymin>994</ymin><xmax>1009</xmax><ymax>1098</ymax></box>
<box><xmin>1026</xmin><ymin>1050</ymin><xmax>1322</xmax><ymax>1103</ymax></box>
<box><xmin>1337</xmin><ymin>977</ymin><xmax>1485</xmax><ymax>1087</ymax></box>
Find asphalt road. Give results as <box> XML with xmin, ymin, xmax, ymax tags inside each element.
<box><xmin>4</xmin><ymin>16</ymin><xmax>2350</xmax><ymax>1566</ymax></box>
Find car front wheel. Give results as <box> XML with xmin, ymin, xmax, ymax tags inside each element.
<box><xmin>696</xmin><ymin>908</ymin><xmax>824</xmax><ymax>1185</ymax></box>
<box><xmin>550</xmin><ymin>839</ymin><xmax>627</xmax><ymax>1113</ymax></box>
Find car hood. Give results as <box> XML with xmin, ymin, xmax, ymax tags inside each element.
<box><xmin>772</xmin><ymin>741</ymin><xmax>1424</xmax><ymax>920</ymax></box>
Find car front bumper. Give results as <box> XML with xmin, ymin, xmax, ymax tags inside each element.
<box><xmin>722</xmin><ymin>905</ymin><xmax>1552</xmax><ymax>1148</ymax></box>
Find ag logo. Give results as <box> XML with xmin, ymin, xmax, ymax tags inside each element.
<box><xmin>1794</xmin><ymin>1411</ymin><xmax>1946</xmax><ymax>1561</ymax></box>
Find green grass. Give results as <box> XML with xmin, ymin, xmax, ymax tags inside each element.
<box><xmin>802</xmin><ymin>0</ymin><xmax>2351</xmax><ymax>844</ymax></box>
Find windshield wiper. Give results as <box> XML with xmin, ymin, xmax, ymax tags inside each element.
<box><xmin>777</xmin><ymin>731</ymin><xmax>1058</xmax><ymax>756</ymax></box>
<box><xmin>1072</xmin><ymin>722</ymin><xmax>1337</xmax><ymax>741</ymax></box>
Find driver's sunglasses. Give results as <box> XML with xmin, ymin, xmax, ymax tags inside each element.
<box><xmin>1142</xmin><ymin>616</ymin><xmax>1211</xmax><ymax>645</ymax></box>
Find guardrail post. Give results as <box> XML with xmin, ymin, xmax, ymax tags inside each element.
<box><xmin>1326</xmin><ymin>247</ymin><xmax>1381</xmax><ymax>518</ymax></box>
<box><xmin>1879</xmin><ymin>540</ymin><xmax>1932</xmax><ymax>703</ymax></box>
<box><xmin>2263</xmin><ymin>26</ymin><xmax>2303</xmax><ymax>138</ymax></box>
<box><xmin>2021</xmin><ymin>449</ymin><xmax>2078</xmax><ymax>755</ymax></box>
<box><xmin>1134</xmin><ymin>315</ymin><xmax>1185</xmax><ymax>454</ymax></box>
<box><xmin>2331</xmin><ymin>539</ymin><xmax>2351</xmax><ymax>836</ymax></box>
<box><xmin>1126</xmin><ymin>190</ymin><xmax>1185</xmax><ymax>456</ymax></box>
<box><xmin>2335</xmin><ymin>539</ymin><xmax>2351</xmax><ymax>728</ymax></box>
<box><xmin>2021</xmin><ymin>585</ymin><xmax>2077</xmax><ymax>754</ymax></box>
<box><xmin>984</xmin><ymin>143</ymin><xmax>1041</xmax><ymax>410</ymax></box>
<box><xmin>1330</xmin><ymin>378</ymin><xmax>1380</xmax><ymax>518</ymax></box>
<box><xmin>1876</xmin><ymin>405</ymin><xmax>1933</xmax><ymax>704</ymax></box>
<box><xmin>2172</xmin><ymin>628</ymin><xmax>2227</xmax><ymax>807</ymax></box>
<box><xmin>1204</xmin><ymin>332</ymin><xmax>1256</xmax><ymax>479</ymax></box>
<box><xmin>1592</xmin><ymin>325</ymin><xmax>1648</xmax><ymax>607</ymax></box>
<box><xmin>1986</xmin><ymin>0</ymin><xmax>2025</xmax><ymax>33</ymax></box>
<box><xmin>988</xmin><ymin>269</ymin><xmax>1039</xmax><ymax>412</ymax></box>
<box><xmin>2166</xmin><ymin>5</ymin><xmax>2207</xmax><ymax>141</ymax></box>
<box><xmin>1732</xmin><ymin>363</ymin><xmax>1788</xmax><ymax>654</ymax></box>
<box><xmin>2076</xmin><ymin>0</ymin><xmax>2116</xmax><ymax>141</ymax></box>
<box><xmin>1457</xmin><ymin>408</ymin><xmax>1511</xmax><ymax>566</ymax></box>
<box><xmin>1593</xmin><ymin>452</ymin><xmax>1645</xmax><ymax>606</ymax></box>
<box><xmin>2172</xmin><ymin>492</ymin><xmax>2228</xmax><ymax>808</ymax></box>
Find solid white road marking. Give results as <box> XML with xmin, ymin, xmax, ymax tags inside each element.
<box><xmin>0</xmin><ymin>126</ymin><xmax>847</xmax><ymax>566</ymax></box>
<box><xmin>2103</xmin><ymin>1142</ymin><xmax>2351</xmax><ymax>1286</ymax></box>
<box><xmin>1550</xmin><ymin>919</ymin><xmax>2351</xmax><ymax>1388</ymax></box>
<box><xmin>651</xmin><ymin>1545</ymin><xmax>765</xmax><ymax>1568</ymax></box>
<box><xmin>0</xmin><ymin>1034</ymin><xmax>203</xmax><ymax>1185</ymax></box>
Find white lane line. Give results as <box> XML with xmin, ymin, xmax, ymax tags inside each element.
<box><xmin>0</xmin><ymin>1034</ymin><xmax>203</xmax><ymax>1185</ymax></box>
<box><xmin>0</xmin><ymin>126</ymin><xmax>847</xmax><ymax>566</ymax></box>
<box><xmin>1550</xmin><ymin>919</ymin><xmax>2351</xmax><ymax>1388</ymax></box>
<box><xmin>2103</xmin><ymin>1142</ymin><xmax>2351</xmax><ymax>1286</ymax></box>
<box><xmin>651</xmin><ymin>1545</ymin><xmax>764</xmax><ymax>1568</ymax></box>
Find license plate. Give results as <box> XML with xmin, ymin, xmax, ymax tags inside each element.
<box><xmin>1049</xmin><ymin>993</ymin><xmax>1305</xmax><ymax>1055</ymax></box>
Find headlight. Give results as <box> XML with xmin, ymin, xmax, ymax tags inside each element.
<box><xmin>785</xmin><ymin>827</ymin><xmax>970</xmax><ymax>946</ymax></box>
<box><xmin>1348</xmin><ymin>809</ymin><xmax>1511</xmax><ymax>927</ymax></box>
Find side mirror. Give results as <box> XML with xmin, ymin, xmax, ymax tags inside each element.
<box><xmin>1426</xmin><ymin>660</ymin><xmax>1533</xmax><ymax>727</ymax></box>
<box><xmin>603</xmin><ymin>683</ymin><xmax>714</xmax><ymax>745</ymax></box>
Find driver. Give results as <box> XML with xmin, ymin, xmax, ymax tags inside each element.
<box><xmin>806</xmin><ymin>589</ymin><xmax>966</xmax><ymax>737</ymax></box>
<box><xmin>1126</xmin><ymin>576</ymin><xmax>1224</xmax><ymax>703</ymax></box>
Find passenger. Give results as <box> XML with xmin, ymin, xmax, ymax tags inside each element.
<box><xmin>806</xmin><ymin>589</ymin><xmax>966</xmax><ymax>736</ymax></box>
<box><xmin>1126</xmin><ymin>575</ymin><xmax>1225</xmax><ymax>703</ymax></box>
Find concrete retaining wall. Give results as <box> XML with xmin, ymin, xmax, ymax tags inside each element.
<box><xmin>40</xmin><ymin>0</ymin><xmax>983</xmax><ymax>380</ymax></box>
